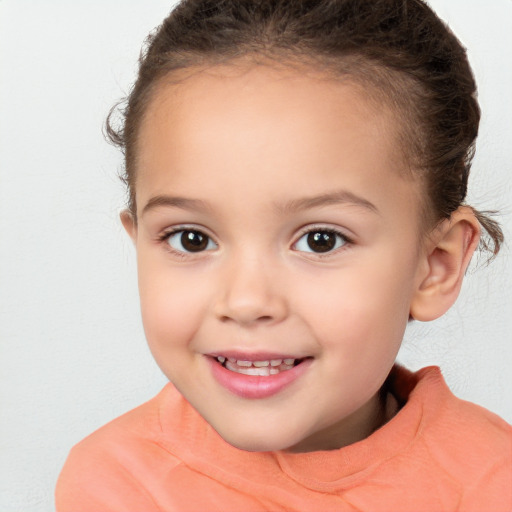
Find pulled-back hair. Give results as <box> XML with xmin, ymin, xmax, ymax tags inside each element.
<box><xmin>106</xmin><ymin>0</ymin><xmax>503</xmax><ymax>257</ymax></box>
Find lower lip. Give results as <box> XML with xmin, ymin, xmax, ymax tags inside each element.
<box><xmin>208</xmin><ymin>357</ymin><xmax>312</xmax><ymax>399</ymax></box>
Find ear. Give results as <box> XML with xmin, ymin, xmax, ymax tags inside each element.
<box><xmin>410</xmin><ymin>207</ymin><xmax>481</xmax><ymax>322</ymax></box>
<box><xmin>120</xmin><ymin>210</ymin><xmax>137</xmax><ymax>242</ymax></box>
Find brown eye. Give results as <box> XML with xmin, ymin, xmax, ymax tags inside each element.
<box><xmin>308</xmin><ymin>231</ymin><xmax>335</xmax><ymax>252</ymax></box>
<box><xmin>294</xmin><ymin>229</ymin><xmax>347</xmax><ymax>254</ymax></box>
<box><xmin>167</xmin><ymin>229</ymin><xmax>217</xmax><ymax>253</ymax></box>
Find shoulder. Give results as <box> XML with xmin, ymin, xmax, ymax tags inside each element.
<box><xmin>395</xmin><ymin>366</ymin><xmax>512</xmax><ymax>508</ymax></box>
<box><xmin>410</xmin><ymin>366</ymin><xmax>512</xmax><ymax>451</ymax></box>
<box><xmin>55</xmin><ymin>384</ymin><xmax>183</xmax><ymax>512</ymax></box>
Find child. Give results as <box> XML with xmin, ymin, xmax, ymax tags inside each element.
<box><xmin>56</xmin><ymin>0</ymin><xmax>511</xmax><ymax>510</ymax></box>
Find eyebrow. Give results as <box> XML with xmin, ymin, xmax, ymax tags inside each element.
<box><xmin>141</xmin><ymin>189</ymin><xmax>379</xmax><ymax>216</ymax></box>
<box><xmin>275</xmin><ymin>190</ymin><xmax>379</xmax><ymax>215</ymax></box>
<box><xmin>141</xmin><ymin>195</ymin><xmax>212</xmax><ymax>216</ymax></box>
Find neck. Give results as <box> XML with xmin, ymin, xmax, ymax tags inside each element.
<box><xmin>286</xmin><ymin>389</ymin><xmax>397</xmax><ymax>453</ymax></box>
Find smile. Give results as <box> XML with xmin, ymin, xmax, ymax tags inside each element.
<box><xmin>209</xmin><ymin>354</ymin><xmax>312</xmax><ymax>399</ymax></box>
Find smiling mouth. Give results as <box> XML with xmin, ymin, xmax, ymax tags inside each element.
<box><xmin>215</xmin><ymin>356</ymin><xmax>307</xmax><ymax>376</ymax></box>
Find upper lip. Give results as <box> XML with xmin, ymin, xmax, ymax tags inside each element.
<box><xmin>206</xmin><ymin>351</ymin><xmax>309</xmax><ymax>361</ymax></box>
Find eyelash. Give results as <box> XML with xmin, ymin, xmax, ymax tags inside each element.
<box><xmin>157</xmin><ymin>225</ymin><xmax>354</xmax><ymax>258</ymax></box>
<box><xmin>157</xmin><ymin>226</ymin><xmax>218</xmax><ymax>259</ymax></box>
<box><xmin>292</xmin><ymin>226</ymin><xmax>353</xmax><ymax>257</ymax></box>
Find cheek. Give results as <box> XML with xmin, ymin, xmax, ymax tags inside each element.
<box><xmin>137</xmin><ymin>257</ymin><xmax>207</xmax><ymax>352</ymax></box>
<box><xmin>298</xmin><ymin>253</ymin><xmax>417</xmax><ymax>350</ymax></box>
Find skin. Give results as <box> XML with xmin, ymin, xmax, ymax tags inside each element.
<box><xmin>123</xmin><ymin>65</ymin><xmax>480</xmax><ymax>452</ymax></box>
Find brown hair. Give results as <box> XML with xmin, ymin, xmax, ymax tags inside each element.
<box><xmin>106</xmin><ymin>0</ymin><xmax>503</xmax><ymax>258</ymax></box>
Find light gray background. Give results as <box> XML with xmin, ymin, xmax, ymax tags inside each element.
<box><xmin>0</xmin><ymin>1</ymin><xmax>510</xmax><ymax>510</ymax></box>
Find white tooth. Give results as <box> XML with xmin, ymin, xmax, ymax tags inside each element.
<box><xmin>283</xmin><ymin>358</ymin><xmax>295</xmax><ymax>365</ymax></box>
<box><xmin>253</xmin><ymin>360</ymin><xmax>270</xmax><ymax>367</ymax></box>
<box><xmin>217</xmin><ymin>356</ymin><xmax>226</xmax><ymax>363</ymax></box>
<box><xmin>224</xmin><ymin>362</ymin><xmax>274</xmax><ymax>376</ymax></box>
<box><xmin>224</xmin><ymin>359</ymin><xmax>293</xmax><ymax>376</ymax></box>
<box><xmin>270</xmin><ymin>359</ymin><xmax>283</xmax><ymax>366</ymax></box>
<box><xmin>237</xmin><ymin>366</ymin><xmax>271</xmax><ymax>376</ymax></box>
<box><xmin>228</xmin><ymin>357</ymin><xmax>237</xmax><ymax>363</ymax></box>
<box><xmin>225</xmin><ymin>360</ymin><xmax>238</xmax><ymax>372</ymax></box>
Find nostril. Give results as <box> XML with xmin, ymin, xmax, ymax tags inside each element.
<box><xmin>219</xmin><ymin>313</ymin><xmax>274</xmax><ymax>324</ymax></box>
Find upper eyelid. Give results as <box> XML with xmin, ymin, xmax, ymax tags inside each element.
<box><xmin>293</xmin><ymin>224</ymin><xmax>354</xmax><ymax>242</ymax></box>
<box><xmin>159</xmin><ymin>224</ymin><xmax>218</xmax><ymax>241</ymax></box>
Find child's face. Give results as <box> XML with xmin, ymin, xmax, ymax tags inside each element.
<box><xmin>128</xmin><ymin>65</ymin><xmax>428</xmax><ymax>452</ymax></box>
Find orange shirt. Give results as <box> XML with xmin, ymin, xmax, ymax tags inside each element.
<box><xmin>56</xmin><ymin>366</ymin><xmax>512</xmax><ymax>511</ymax></box>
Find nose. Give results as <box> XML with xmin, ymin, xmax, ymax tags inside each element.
<box><xmin>213</xmin><ymin>253</ymin><xmax>288</xmax><ymax>327</ymax></box>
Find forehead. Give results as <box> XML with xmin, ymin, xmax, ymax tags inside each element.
<box><xmin>139</xmin><ymin>64</ymin><xmax>400</xmax><ymax>151</ymax></box>
<box><xmin>135</xmin><ymin>64</ymin><xmax>420</xmax><ymax>221</ymax></box>
<box><xmin>141</xmin><ymin>64</ymin><xmax>398</xmax><ymax>137</ymax></box>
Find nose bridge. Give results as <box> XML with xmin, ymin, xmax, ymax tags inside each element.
<box><xmin>215</xmin><ymin>245</ymin><xmax>287</xmax><ymax>325</ymax></box>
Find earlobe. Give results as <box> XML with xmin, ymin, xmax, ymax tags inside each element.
<box><xmin>120</xmin><ymin>210</ymin><xmax>137</xmax><ymax>242</ymax></box>
<box><xmin>410</xmin><ymin>207</ymin><xmax>481</xmax><ymax>322</ymax></box>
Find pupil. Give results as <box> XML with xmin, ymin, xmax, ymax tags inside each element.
<box><xmin>181</xmin><ymin>231</ymin><xmax>208</xmax><ymax>252</ymax></box>
<box><xmin>307</xmin><ymin>231</ymin><xmax>335</xmax><ymax>253</ymax></box>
